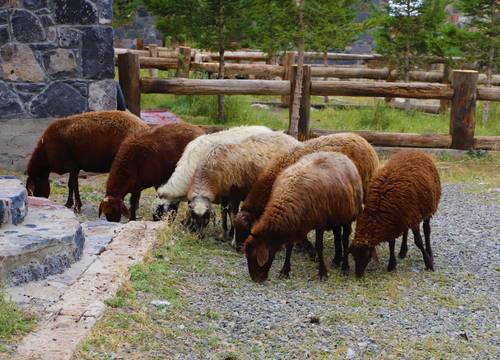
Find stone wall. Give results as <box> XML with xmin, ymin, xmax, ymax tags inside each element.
<box><xmin>0</xmin><ymin>0</ymin><xmax>117</xmax><ymax>120</ymax></box>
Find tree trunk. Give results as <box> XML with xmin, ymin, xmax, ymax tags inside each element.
<box><xmin>481</xmin><ymin>47</ymin><xmax>494</xmax><ymax>125</ymax></box>
<box><xmin>288</xmin><ymin>0</ymin><xmax>305</xmax><ymax>138</ymax></box>
<box><xmin>217</xmin><ymin>0</ymin><xmax>226</xmax><ymax>123</ymax></box>
<box><xmin>323</xmin><ymin>50</ymin><xmax>329</xmax><ymax>103</ymax></box>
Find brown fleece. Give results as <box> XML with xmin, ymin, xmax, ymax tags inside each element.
<box><xmin>101</xmin><ymin>123</ymin><xmax>205</xmax><ymax>221</ymax></box>
<box><xmin>352</xmin><ymin>150</ymin><xmax>441</xmax><ymax>248</ymax></box>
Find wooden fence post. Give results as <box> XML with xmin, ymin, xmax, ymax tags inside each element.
<box><xmin>136</xmin><ymin>38</ymin><xmax>144</xmax><ymax>50</ymax></box>
<box><xmin>281</xmin><ymin>51</ymin><xmax>295</xmax><ymax>104</ymax></box>
<box><xmin>176</xmin><ymin>46</ymin><xmax>192</xmax><ymax>78</ymax></box>
<box><xmin>450</xmin><ymin>70</ymin><xmax>478</xmax><ymax>150</ymax></box>
<box><xmin>148</xmin><ymin>44</ymin><xmax>159</xmax><ymax>77</ymax></box>
<box><xmin>118</xmin><ymin>53</ymin><xmax>141</xmax><ymax>117</ymax></box>
<box><xmin>440</xmin><ymin>63</ymin><xmax>451</xmax><ymax>114</ymax></box>
<box><xmin>288</xmin><ymin>65</ymin><xmax>311</xmax><ymax>141</ymax></box>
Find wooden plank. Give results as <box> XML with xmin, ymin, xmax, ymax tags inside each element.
<box><xmin>298</xmin><ymin>66</ymin><xmax>311</xmax><ymax>140</ymax></box>
<box><xmin>139</xmin><ymin>57</ymin><xmax>177</xmax><ymax>70</ymax></box>
<box><xmin>190</xmin><ymin>62</ymin><xmax>283</xmax><ymax>77</ymax></box>
<box><xmin>311</xmin><ymin>81</ymin><xmax>453</xmax><ymax>99</ymax></box>
<box><xmin>311</xmin><ymin>129</ymin><xmax>452</xmax><ymax>148</ymax></box>
<box><xmin>114</xmin><ymin>48</ymin><xmax>150</xmax><ymax>57</ymax></box>
<box><xmin>148</xmin><ymin>44</ymin><xmax>159</xmax><ymax>77</ymax></box>
<box><xmin>140</xmin><ymin>78</ymin><xmax>290</xmax><ymax>95</ymax></box>
<box><xmin>117</xmin><ymin>53</ymin><xmax>141</xmax><ymax>116</ymax></box>
<box><xmin>450</xmin><ymin>70</ymin><xmax>478</xmax><ymax>150</ymax></box>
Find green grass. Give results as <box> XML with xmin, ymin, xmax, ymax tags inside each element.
<box><xmin>0</xmin><ymin>292</ymin><xmax>36</xmax><ymax>353</ymax></box>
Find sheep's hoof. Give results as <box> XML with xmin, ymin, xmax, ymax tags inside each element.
<box><xmin>279</xmin><ymin>268</ymin><xmax>290</xmax><ymax>279</ymax></box>
<box><xmin>64</xmin><ymin>202</ymin><xmax>73</xmax><ymax>209</ymax></box>
<box><xmin>387</xmin><ymin>260</ymin><xmax>397</xmax><ymax>272</ymax></box>
<box><xmin>331</xmin><ymin>257</ymin><xmax>342</xmax><ymax>268</ymax></box>
<box><xmin>398</xmin><ymin>248</ymin><xmax>408</xmax><ymax>259</ymax></box>
<box><xmin>318</xmin><ymin>272</ymin><xmax>328</xmax><ymax>281</ymax></box>
<box><xmin>73</xmin><ymin>206</ymin><xmax>82</xmax><ymax>214</ymax></box>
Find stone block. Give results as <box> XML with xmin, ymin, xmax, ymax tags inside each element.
<box><xmin>0</xmin><ymin>25</ymin><xmax>9</xmax><ymax>46</ymax></box>
<box><xmin>88</xmin><ymin>79</ymin><xmax>116</xmax><ymax>111</ymax></box>
<box><xmin>0</xmin><ymin>176</ymin><xmax>28</xmax><ymax>227</ymax></box>
<box><xmin>23</xmin><ymin>0</ymin><xmax>44</xmax><ymax>10</ymax></box>
<box><xmin>30</xmin><ymin>81</ymin><xmax>87</xmax><ymax>117</ymax></box>
<box><xmin>98</xmin><ymin>0</ymin><xmax>112</xmax><ymax>25</ymax></box>
<box><xmin>47</xmin><ymin>48</ymin><xmax>77</xmax><ymax>76</ymax></box>
<box><xmin>54</xmin><ymin>0</ymin><xmax>97</xmax><ymax>25</ymax></box>
<box><xmin>57</xmin><ymin>26</ymin><xmax>82</xmax><ymax>48</ymax></box>
<box><xmin>0</xmin><ymin>9</ymin><xmax>8</xmax><ymax>25</ymax></box>
<box><xmin>80</xmin><ymin>26</ymin><xmax>114</xmax><ymax>80</ymax></box>
<box><xmin>0</xmin><ymin>42</ymin><xmax>45</xmax><ymax>82</ymax></box>
<box><xmin>11</xmin><ymin>8</ymin><xmax>46</xmax><ymax>42</ymax></box>
<box><xmin>0</xmin><ymin>81</ymin><xmax>25</xmax><ymax>117</ymax></box>
<box><xmin>40</xmin><ymin>14</ymin><xmax>54</xmax><ymax>27</ymax></box>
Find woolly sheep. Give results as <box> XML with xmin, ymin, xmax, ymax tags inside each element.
<box><xmin>26</xmin><ymin>111</ymin><xmax>148</xmax><ymax>212</ymax></box>
<box><xmin>244</xmin><ymin>152</ymin><xmax>363</xmax><ymax>282</ymax></box>
<box><xmin>349</xmin><ymin>150</ymin><xmax>441</xmax><ymax>278</ymax></box>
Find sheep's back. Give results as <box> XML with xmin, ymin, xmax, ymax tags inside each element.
<box><xmin>254</xmin><ymin>152</ymin><xmax>363</xmax><ymax>236</ymax></box>
<box><xmin>355</xmin><ymin>150</ymin><xmax>441</xmax><ymax>246</ymax></box>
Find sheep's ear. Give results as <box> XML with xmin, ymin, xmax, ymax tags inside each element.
<box><xmin>371</xmin><ymin>247</ymin><xmax>379</xmax><ymax>264</ymax></box>
<box><xmin>255</xmin><ymin>243</ymin><xmax>269</xmax><ymax>267</ymax></box>
<box><xmin>120</xmin><ymin>202</ymin><xmax>130</xmax><ymax>219</ymax></box>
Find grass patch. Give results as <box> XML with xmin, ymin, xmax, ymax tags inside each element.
<box><xmin>0</xmin><ymin>292</ymin><xmax>36</xmax><ymax>352</ymax></box>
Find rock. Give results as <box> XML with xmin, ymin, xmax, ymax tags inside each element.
<box><xmin>88</xmin><ymin>79</ymin><xmax>116</xmax><ymax>111</ymax></box>
<box><xmin>47</xmin><ymin>48</ymin><xmax>77</xmax><ymax>75</ymax></box>
<box><xmin>54</xmin><ymin>0</ymin><xmax>97</xmax><ymax>25</ymax></box>
<box><xmin>98</xmin><ymin>0</ymin><xmax>112</xmax><ymax>25</ymax></box>
<box><xmin>80</xmin><ymin>26</ymin><xmax>114</xmax><ymax>80</ymax></box>
<box><xmin>0</xmin><ymin>81</ymin><xmax>24</xmax><ymax>117</ymax></box>
<box><xmin>39</xmin><ymin>14</ymin><xmax>54</xmax><ymax>27</ymax></box>
<box><xmin>11</xmin><ymin>9</ymin><xmax>45</xmax><ymax>42</ymax></box>
<box><xmin>14</xmin><ymin>82</ymin><xmax>45</xmax><ymax>93</ymax></box>
<box><xmin>346</xmin><ymin>347</ymin><xmax>356</xmax><ymax>359</ymax></box>
<box><xmin>251</xmin><ymin>103</ymin><xmax>270</xmax><ymax>110</ymax></box>
<box><xmin>150</xmin><ymin>300</ymin><xmax>172</xmax><ymax>309</ymax></box>
<box><xmin>57</xmin><ymin>26</ymin><xmax>82</xmax><ymax>48</ymax></box>
<box><xmin>30</xmin><ymin>81</ymin><xmax>86</xmax><ymax>117</ymax></box>
<box><xmin>0</xmin><ymin>176</ymin><xmax>28</xmax><ymax>227</ymax></box>
<box><xmin>0</xmin><ymin>25</ymin><xmax>9</xmax><ymax>45</ymax></box>
<box><xmin>0</xmin><ymin>10</ymin><xmax>8</xmax><ymax>25</ymax></box>
<box><xmin>23</xmin><ymin>0</ymin><xmax>43</xmax><ymax>10</ymax></box>
<box><xmin>0</xmin><ymin>42</ymin><xmax>45</xmax><ymax>82</ymax></box>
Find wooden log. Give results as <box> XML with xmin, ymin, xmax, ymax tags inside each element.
<box><xmin>139</xmin><ymin>57</ymin><xmax>178</xmax><ymax>70</ymax></box>
<box><xmin>311</xmin><ymin>81</ymin><xmax>453</xmax><ymax>99</ymax></box>
<box><xmin>303</xmin><ymin>52</ymin><xmax>383</xmax><ymax>61</ymax></box>
<box><xmin>148</xmin><ymin>44</ymin><xmax>159</xmax><ymax>77</ymax></box>
<box><xmin>114</xmin><ymin>48</ymin><xmax>150</xmax><ymax>57</ymax></box>
<box><xmin>474</xmin><ymin>136</ymin><xmax>500</xmax><ymax>151</ymax></box>
<box><xmin>176</xmin><ymin>46</ymin><xmax>191</xmax><ymax>78</ymax></box>
<box><xmin>450</xmin><ymin>70</ymin><xmax>478</xmax><ymax>150</ymax></box>
<box><xmin>311</xmin><ymin>67</ymin><xmax>388</xmax><ymax>79</ymax></box>
<box><xmin>440</xmin><ymin>63</ymin><xmax>451</xmax><ymax>113</ymax></box>
<box><xmin>136</xmin><ymin>38</ymin><xmax>144</xmax><ymax>50</ymax></box>
<box><xmin>190</xmin><ymin>62</ymin><xmax>283</xmax><ymax>77</ymax></box>
<box><xmin>207</xmin><ymin>51</ymin><xmax>269</xmax><ymax>62</ymax></box>
<box><xmin>298</xmin><ymin>66</ymin><xmax>311</xmax><ymax>140</ymax></box>
<box><xmin>118</xmin><ymin>53</ymin><xmax>141</xmax><ymax>116</ymax></box>
<box><xmin>281</xmin><ymin>51</ymin><xmax>295</xmax><ymax>104</ymax></box>
<box><xmin>140</xmin><ymin>78</ymin><xmax>290</xmax><ymax>95</ymax></box>
<box><xmin>311</xmin><ymin>129</ymin><xmax>452</xmax><ymax>148</ymax></box>
<box><xmin>477</xmin><ymin>86</ymin><xmax>500</xmax><ymax>101</ymax></box>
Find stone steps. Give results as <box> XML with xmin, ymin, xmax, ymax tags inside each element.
<box><xmin>0</xmin><ymin>175</ymin><xmax>28</xmax><ymax>227</ymax></box>
<box><xmin>0</xmin><ymin>176</ymin><xmax>87</xmax><ymax>286</ymax></box>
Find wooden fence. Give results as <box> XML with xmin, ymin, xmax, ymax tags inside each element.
<box><xmin>118</xmin><ymin>52</ymin><xmax>500</xmax><ymax>151</ymax></box>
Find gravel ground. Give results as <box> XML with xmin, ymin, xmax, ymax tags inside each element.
<box><xmin>74</xmin><ymin>183</ymin><xmax>500</xmax><ymax>359</ymax></box>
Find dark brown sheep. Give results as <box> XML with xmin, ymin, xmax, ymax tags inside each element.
<box><xmin>244</xmin><ymin>152</ymin><xmax>363</xmax><ymax>282</ymax></box>
<box><xmin>99</xmin><ymin>123</ymin><xmax>205</xmax><ymax>222</ymax></box>
<box><xmin>349</xmin><ymin>150</ymin><xmax>441</xmax><ymax>278</ymax></box>
<box><xmin>26</xmin><ymin>111</ymin><xmax>148</xmax><ymax>212</ymax></box>
<box><xmin>233</xmin><ymin>133</ymin><xmax>379</xmax><ymax>260</ymax></box>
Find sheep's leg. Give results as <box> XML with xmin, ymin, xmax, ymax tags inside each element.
<box><xmin>279</xmin><ymin>243</ymin><xmax>294</xmax><ymax>279</ymax></box>
<box><xmin>423</xmin><ymin>219</ymin><xmax>434</xmax><ymax>270</ymax></box>
<box><xmin>341</xmin><ymin>223</ymin><xmax>351</xmax><ymax>273</ymax></box>
<box><xmin>129</xmin><ymin>191</ymin><xmax>141</xmax><ymax>221</ymax></box>
<box><xmin>65</xmin><ymin>174</ymin><xmax>74</xmax><ymax>209</ymax></box>
<box><xmin>412</xmin><ymin>226</ymin><xmax>433</xmax><ymax>271</ymax></box>
<box><xmin>227</xmin><ymin>198</ymin><xmax>240</xmax><ymax>240</ymax></box>
<box><xmin>220</xmin><ymin>197</ymin><xmax>229</xmax><ymax>237</ymax></box>
<box><xmin>399</xmin><ymin>230</ymin><xmax>408</xmax><ymax>259</ymax></box>
<box><xmin>387</xmin><ymin>238</ymin><xmax>397</xmax><ymax>272</ymax></box>
<box><xmin>331</xmin><ymin>225</ymin><xmax>343</xmax><ymax>267</ymax></box>
<box><xmin>316</xmin><ymin>230</ymin><xmax>328</xmax><ymax>280</ymax></box>
<box><xmin>69</xmin><ymin>169</ymin><xmax>82</xmax><ymax>213</ymax></box>
<box><xmin>296</xmin><ymin>236</ymin><xmax>316</xmax><ymax>261</ymax></box>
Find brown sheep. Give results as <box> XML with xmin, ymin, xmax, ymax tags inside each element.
<box><xmin>186</xmin><ymin>132</ymin><xmax>299</xmax><ymax>236</ymax></box>
<box><xmin>234</xmin><ymin>133</ymin><xmax>379</xmax><ymax>261</ymax></box>
<box><xmin>99</xmin><ymin>123</ymin><xmax>205</xmax><ymax>222</ymax></box>
<box><xmin>26</xmin><ymin>111</ymin><xmax>148</xmax><ymax>212</ymax></box>
<box><xmin>244</xmin><ymin>152</ymin><xmax>363</xmax><ymax>282</ymax></box>
<box><xmin>349</xmin><ymin>150</ymin><xmax>441</xmax><ymax>278</ymax></box>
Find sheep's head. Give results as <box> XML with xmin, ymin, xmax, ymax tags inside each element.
<box><xmin>98</xmin><ymin>196</ymin><xmax>129</xmax><ymax>222</ymax></box>
<box><xmin>232</xmin><ymin>211</ymin><xmax>257</xmax><ymax>251</ymax></box>
<box><xmin>152</xmin><ymin>197</ymin><xmax>179</xmax><ymax>221</ymax></box>
<box><xmin>26</xmin><ymin>175</ymin><xmax>50</xmax><ymax>198</ymax></box>
<box><xmin>187</xmin><ymin>196</ymin><xmax>213</xmax><ymax>232</ymax></box>
<box><xmin>244</xmin><ymin>234</ymin><xmax>277</xmax><ymax>283</ymax></box>
<box><xmin>349</xmin><ymin>244</ymin><xmax>378</xmax><ymax>278</ymax></box>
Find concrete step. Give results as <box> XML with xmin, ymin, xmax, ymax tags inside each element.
<box><xmin>0</xmin><ymin>176</ymin><xmax>28</xmax><ymax>227</ymax></box>
<box><xmin>0</xmin><ymin>197</ymin><xmax>85</xmax><ymax>286</ymax></box>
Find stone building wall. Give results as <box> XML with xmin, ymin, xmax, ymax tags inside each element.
<box><xmin>0</xmin><ymin>0</ymin><xmax>117</xmax><ymax>120</ymax></box>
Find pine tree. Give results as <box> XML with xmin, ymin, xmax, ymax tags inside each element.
<box><xmin>455</xmin><ymin>0</ymin><xmax>499</xmax><ymax>123</ymax></box>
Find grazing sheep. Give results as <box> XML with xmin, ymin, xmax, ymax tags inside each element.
<box><xmin>349</xmin><ymin>150</ymin><xmax>441</xmax><ymax>278</ymax></box>
<box><xmin>26</xmin><ymin>111</ymin><xmax>148</xmax><ymax>212</ymax></box>
<box><xmin>234</xmin><ymin>133</ymin><xmax>379</xmax><ymax>259</ymax></box>
<box><xmin>98</xmin><ymin>123</ymin><xmax>205</xmax><ymax>222</ymax></box>
<box><xmin>244</xmin><ymin>152</ymin><xmax>363</xmax><ymax>282</ymax></box>
<box><xmin>153</xmin><ymin>125</ymin><xmax>272</xmax><ymax>224</ymax></box>
<box><xmin>187</xmin><ymin>132</ymin><xmax>299</xmax><ymax>235</ymax></box>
